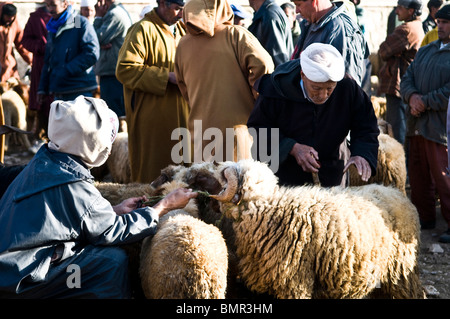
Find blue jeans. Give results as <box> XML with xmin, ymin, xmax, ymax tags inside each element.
<box><xmin>99</xmin><ymin>75</ymin><xmax>126</xmax><ymax>117</ymax></box>
<box><xmin>385</xmin><ymin>94</ymin><xmax>406</xmax><ymax>146</ymax></box>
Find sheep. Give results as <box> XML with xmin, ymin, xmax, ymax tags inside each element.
<box><xmin>177</xmin><ymin>159</ymin><xmax>425</xmax><ymax>299</ymax></box>
<box><xmin>348</xmin><ymin>132</ymin><xmax>407</xmax><ymax>194</ymax></box>
<box><xmin>106</xmin><ymin>131</ymin><xmax>131</xmax><ymax>183</ymax></box>
<box><xmin>1</xmin><ymin>80</ymin><xmax>31</xmax><ymax>151</ymax></box>
<box><xmin>95</xmin><ymin>178</ymin><xmax>228</xmax><ymax>299</ymax></box>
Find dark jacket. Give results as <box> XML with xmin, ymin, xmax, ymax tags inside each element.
<box><xmin>248</xmin><ymin>0</ymin><xmax>293</xmax><ymax>67</ymax></box>
<box><xmin>401</xmin><ymin>40</ymin><xmax>450</xmax><ymax>146</ymax></box>
<box><xmin>247</xmin><ymin>60</ymin><xmax>379</xmax><ymax>187</ymax></box>
<box><xmin>0</xmin><ymin>145</ymin><xmax>159</xmax><ymax>295</ymax></box>
<box><xmin>378</xmin><ymin>17</ymin><xmax>424</xmax><ymax>97</ymax></box>
<box><xmin>38</xmin><ymin>10</ymin><xmax>99</xmax><ymax>95</ymax></box>
<box><xmin>291</xmin><ymin>1</ymin><xmax>368</xmax><ymax>86</ymax></box>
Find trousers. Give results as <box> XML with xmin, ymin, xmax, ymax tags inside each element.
<box><xmin>408</xmin><ymin>135</ymin><xmax>450</xmax><ymax>228</ymax></box>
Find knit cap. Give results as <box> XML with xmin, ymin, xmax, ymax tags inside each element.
<box><xmin>48</xmin><ymin>96</ymin><xmax>119</xmax><ymax>168</ymax></box>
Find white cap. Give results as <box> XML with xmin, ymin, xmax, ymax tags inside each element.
<box><xmin>80</xmin><ymin>0</ymin><xmax>97</xmax><ymax>7</ymax></box>
<box><xmin>48</xmin><ymin>96</ymin><xmax>119</xmax><ymax>169</ymax></box>
<box><xmin>300</xmin><ymin>43</ymin><xmax>345</xmax><ymax>83</ymax></box>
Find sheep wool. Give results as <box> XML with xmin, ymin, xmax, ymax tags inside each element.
<box><xmin>205</xmin><ymin>159</ymin><xmax>424</xmax><ymax>299</ymax></box>
<box><xmin>140</xmin><ymin>214</ymin><xmax>228</xmax><ymax>299</ymax></box>
<box><xmin>349</xmin><ymin>133</ymin><xmax>407</xmax><ymax>194</ymax></box>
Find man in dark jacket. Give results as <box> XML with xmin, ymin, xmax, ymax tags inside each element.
<box><xmin>37</xmin><ymin>0</ymin><xmax>99</xmax><ymax>102</ymax></box>
<box><xmin>400</xmin><ymin>4</ymin><xmax>450</xmax><ymax>243</ymax></box>
<box><xmin>248</xmin><ymin>0</ymin><xmax>293</xmax><ymax>67</ymax></box>
<box><xmin>0</xmin><ymin>97</ymin><xmax>197</xmax><ymax>298</ymax></box>
<box><xmin>247</xmin><ymin>43</ymin><xmax>379</xmax><ymax>187</ymax></box>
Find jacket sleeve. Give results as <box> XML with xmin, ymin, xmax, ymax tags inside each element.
<box><xmin>37</xmin><ymin>39</ymin><xmax>50</xmax><ymax>94</ymax></box>
<box><xmin>378</xmin><ymin>25</ymin><xmax>410</xmax><ymax>61</ymax></box>
<box><xmin>93</xmin><ymin>10</ymin><xmax>126</xmax><ymax>46</ymax></box>
<box><xmin>64</xmin><ymin>21</ymin><xmax>99</xmax><ymax>76</ymax></box>
<box><xmin>80</xmin><ymin>191</ymin><xmax>160</xmax><ymax>246</ymax></box>
<box><xmin>234</xmin><ymin>29</ymin><xmax>274</xmax><ymax>99</ymax></box>
<box><xmin>116</xmin><ymin>24</ymin><xmax>170</xmax><ymax>96</ymax></box>
<box><xmin>400</xmin><ymin>56</ymin><xmax>418</xmax><ymax>105</ymax></box>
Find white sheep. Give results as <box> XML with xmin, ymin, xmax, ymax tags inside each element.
<box><xmin>178</xmin><ymin>159</ymin><xmax>424</xmax><ymax>299</ymax></box>
<box><xmin>95</xmin><ymin>178</ymin><xmax>228</xmax><ymax>299</ymax></box>
<box><xmin>348</xmin><ymin>133</ymin><xmax>407</xmax><ymax>194</ymax></box>
<box><xmin>106</xmin><ymin>131</ymin><xmax>131</xmax><ymax>183</ymax></box>
<box><xmin>1</xmin><ymin>84</ymin><xmax>31</xmax><ymax>151</ymax></box>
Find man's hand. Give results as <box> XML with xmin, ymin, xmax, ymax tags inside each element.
<box><xmin>95</xmin><ymin>0</ymin><xmax>109</xmax><ymax>17</ymax></box>
<box><xmin>114</xmin><ymin>195</ymin><xmax>148</xmax><ymax>215</ymax></box>
<box><xmin>409</xmin><ymin>93</ymin><xmax>425</xmax><ymax>117</ymax></box>
<box><xmin>290</xmin><ymin>143</ymin><xmax>321</xmax><ymax>173</ymax></box>
<box><xmin>343</xmin><ymin>156</ymin><xmax>372</xmax><ymax>182</ymax></box>
<box><xmin>153</xmin><ymin>188</ymin><xmax>198</xmax><ymax>217</ymax></box>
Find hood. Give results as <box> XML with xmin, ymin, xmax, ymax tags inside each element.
<box><xmin>183</xmin><ymin>0</ymin><xmax>233</xmax><ymax>37</ymax></box>
<box><xmin>12</xmin><ymin>145</ymin><xmax>93</xmax><ymax>202</ymax></box>
<box><xmin>257</xmin><ymin>59</ymin><xmax>306</xmax><ymax>102</ymax></box>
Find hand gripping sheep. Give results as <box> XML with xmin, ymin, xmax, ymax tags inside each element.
<box><xmin>197</xmin><ymin>159</ymin><xmax>425</xmax><ymax>299</ymax></box>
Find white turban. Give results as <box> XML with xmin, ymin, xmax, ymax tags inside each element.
<box><xmin>80</xmin><ymin>0</ymin><xmax>96</xmax><ymax>7</ymax></box>
<box><xmin>48</xmin><ymin>96</ymin><xmax>119</xmax><ymax>169</ymax></box>
<box><xmin>300</xmin><ymin>43</ymin><xmax>345</xmax><ymax>83</ymax></box>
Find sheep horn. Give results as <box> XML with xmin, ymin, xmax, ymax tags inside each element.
<box><xmin>209</xmin><ymin>166</ymin><xmax>239</xmax><ymax>202</ymax></box>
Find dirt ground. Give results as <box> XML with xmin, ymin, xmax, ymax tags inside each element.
<box><xmin>2</xmin><ymin>145</ymin><xmax>449</xmax><ymax>299</ymax></box>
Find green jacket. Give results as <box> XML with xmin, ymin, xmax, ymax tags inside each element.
<box><xmin>401</xmin><ymin>40</ymin><xmax>450</xmax><ymax>146</ymax></box>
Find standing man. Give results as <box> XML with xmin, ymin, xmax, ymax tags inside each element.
<box><xmin>94</xmin><ymin>0</ymin><xmax>132</xmax><ymax>117</ymax></box>
<box><xmin>422</xmin><ymin>0</ymin><xmax>443</xmax><ymax>33</ymax></box>
<box><xmin>21</xmin><ymin>1</ymin><xmax>52</xmax><ymax>143</ymax></box>
<box><xmin>400</xmin><ymin>4</ymin><xmax>450</xmax><ymax>243</ymax></box>
<box><xmin>281</xmin><ymin>2</ymin><xmax>301</xmax><ymax>47</ymax></box>
<box><xmin>175</xmin><ymin>0</ymin><xmax>274</xmax><ymax>163</ymax></box>
<box><xmin>377</xmin><ymin>0</ymin><xmax>424</xmax><ymax>146</ymax></box>
<box><xmin>116</xmin><ymin>0</ymin><xmax>188</xmax><ymax>183</ymax></box>
<box><xmin>290</xmin><ymin>0</ymin><xmax>368</xmax><ymax>86</ymax></box>
<box><xmin>248</xmin><ymin>0</ymin><xmax>293</xmax><ymax>67</ymax></box>
<box><xmin>0</xmin><ymin>3</ymin><xmax>33</xmax><ymax>82</ymax></box>
<box><xmin>247</xmin><ymin>43</ymin><xmax>379</xmax><ymax>187</ymax></box>
<box><xmin>80</xmin><ymin>0</ymin><xmax>96</xmax><ymax>24</ymax></box>
<box><xmin>37</xmin><ymin>0</ymin><xmax>99</xmax><ymax>102</ymax></box>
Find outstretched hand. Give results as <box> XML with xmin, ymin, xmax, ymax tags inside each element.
<box><xmin>153</xmin><ymin>188</ymin><xmax>198</xmax><ymax>217</ymax></box>
<box><xmin>290</xmin><ymin>143</ymin><xmax>321</xmax><ymax>173</ymax></box>
<box><xmin>114</xmin><ymin>195</ymin><xmax>148</xmax><ymax>215</ymax></box>
<box><xmin>343</xmin><ymin>156</ymin><xmax>372</xmax><ymax>182</ymax></box>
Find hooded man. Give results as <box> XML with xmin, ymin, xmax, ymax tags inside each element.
<box><xmin>116</xmin><ymin>0</ymin><xmax>189</xmax><ymax>183</ymax></box>
<box><xmin>247</xmin><ymin>43</ymin><xmax>379</xmax><ymax>187</ymax></box>
<box><xmin>0</xmin><ymin>96</ymin><xmax>197</xmax><ymax>298</ymax></box>
<box><xmin>174</xmin><ymin>0</ymin><xmax>274</xmax><ymax>163</ymax></box>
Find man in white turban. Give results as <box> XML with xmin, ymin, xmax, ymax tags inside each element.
<box><xmin>0</xmin><ymin>96</ymin><xmax>197</xmax><ymax>298</ymax></box>
<box><xmin>248</xmin><ymin>43</ymin><xmax>380</xmax><ymax>187</ymax></box>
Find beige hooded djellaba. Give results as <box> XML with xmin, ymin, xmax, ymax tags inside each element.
<box><xmin>174</xmin><ymin>0</ymin><xmax>274</xmax><ymax>162</ymax></box>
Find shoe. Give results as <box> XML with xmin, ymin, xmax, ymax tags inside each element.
<box><xmin>420</xmin><ymin>220</ymin><xmax>436</xmax><ymax>230</ymax></box>
<box><xmin>438</xmin><ymin>229</ymin><xmax>450</xmax><ymax>243</ymax></box>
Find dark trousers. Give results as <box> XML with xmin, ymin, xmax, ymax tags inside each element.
<box><xmin>100</xmin><ymin>75</ymin><xmax>126</xmax><ymax>117</ymax></box>
<box><xmin>1</xmin><ymin>245</ymin><xmax>131</xmax><ymax>299</ymax></box>
<box><xmin>408</xmin><ymin>135</ymin><xmax>450</xmax><ymax>228</ymax></box>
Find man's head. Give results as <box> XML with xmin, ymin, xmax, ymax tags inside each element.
<box><xmin>436</xmin><ymin>4</ymin><xmax>450</xmax><ymax>43</ymax></box>
<box><xmin>46</xmin><ymin>0</ymin><xmax>69</xmax><ymax>19</ymax></box>
<box><xmin>396</xmin><ymin>0</ymin><xmax>422</xmax><ymax>21</ymax></box>
<box><xmin>48</xmin><ymin>96</ymin><xmax>119</xmax><ymax>169</ymax></box>
<box><xmin>281</xmin><ymin>2</ymin><xmax>297</xmax><ymax>29</ymax></box>
<box><xmin>300</xmin><ymin>43</ymin><xmax>345</xmax><ymax>105</ymax></box>
<box><xmin>427</xmin><ymin>0</ymin><xmax>443</xmax><ymax>19</ymax></box>
<box><xmin>80</xmin><ymin>0</ymin><xmax>96</xmax><ymax>21</ymax></box>
<box><xmin>1</xmin><ymin>3</ymin><xmax>17</xmax><ymax>27</ymax></box>
<box><xmin>156</xmin><ymin>0</ymin><xmax>184</xmax><ymax>25</ymax></box>
<box><xmin>291</xmin><ymin>0</ymin><xmax>333</xmax><ymax>24</ymax></box>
